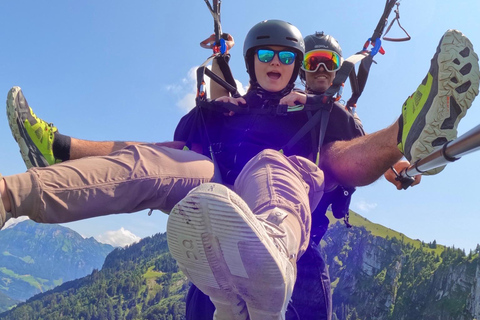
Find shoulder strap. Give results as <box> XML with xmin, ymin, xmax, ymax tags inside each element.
<box><xmin>281</xmin><ymin>95</ymin><xmax>333</xmax><ymax>154</ymax></box>
<box><xmin>346</xmin><ymin>54</ymin><xmax>374</xmax><ymax>109</ymax></box>
<box><xmin>215</xmin><ymin>54</ymin><xmax>239</xmax><ymax>96</ymax></box>
<box><xmin>197</xmin><ymin>54</ymin><xmax>240</xmax><ymax>100</ymax></box>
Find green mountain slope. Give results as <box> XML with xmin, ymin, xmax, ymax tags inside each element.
<box><xmin>337</xmin><ymin>210</ymin><xmax>447</xmax><ymax>255</ymax></box>
<box><xmin>0</xmin><ymin>293</ymin><xmax>20</xmax><ymax>314</ymax></box>
<box><xmin>0</xmin><ymin>232</ymin><xmax>188</xmax><ymax>320</ymax></box>
<box><xmin>0</xmin><ymin>220</ymin><xmax>114</xmax><ymax>303</ymax></box>
<box><xmin>324</xmin><ymin>211</ymin><xmax>479</xmax><ymax>320</ymax></box>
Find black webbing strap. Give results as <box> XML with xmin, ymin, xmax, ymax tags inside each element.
<box><xmin>196</xmin><ymin>54</ymin><xmax>217</xmax><ymax>100</ymax></box>
<box><xmin>197</xmin><ymin>54</ymin><xmax>241</xmax><ymax>100</ymax></box>
<box><xmin>281</xmin><ymin>95</ymin><xmax>333</xmax><ymax>154</ymax></box>
<box><xmin>316</xmin><ymin>109</ymin><xmax>330</xmax><ymax>160</ymax></box>
<box><xmin>371</xmin><ymin>0</ymin><xmax>398</xmax><ymax>43</ymax></box>
<box><xmin>215</xmin><ymin>54</ymin><xmax>240</xmax><ymax>97</ymax></box>
<box><xmin>348</xmin><ymin>67</ymin><xmax>359</xmax><ymax>100</ymax></box>
<box><xmin>346</xmin><ymin>54</ymin><xmax>374</xmax><ymax>109</ymax></box>
<box><xmin>204</xmin><ymin>0</ymin><xmax>222</xmax><ymax>44</ymax></box>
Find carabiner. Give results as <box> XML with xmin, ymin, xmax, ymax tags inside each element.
<box><xmin>363</xmin><ymin>38</ymin><xmax>385</xmax><ymax>56</ymax></box>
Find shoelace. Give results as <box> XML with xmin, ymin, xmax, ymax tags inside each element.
<box><xmin>30</xmin><ymin>108</ymin><xmax>57</xmax><ymax>134</ymax></box>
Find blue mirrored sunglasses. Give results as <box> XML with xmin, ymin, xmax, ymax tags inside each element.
<box><xmin>256</xmin><ymin>49</ymin><xmax>297</xmax><ymax>65</ymax></box>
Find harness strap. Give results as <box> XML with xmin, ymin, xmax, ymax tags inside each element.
<box><xmin>371</xmin><ymin>0</ymin><xmax>398</xmax><ymax>42</ymax></box>
<box><xmin>315</xmin><ymin>109</ymin><xmax>331</xmax><ymax>165</ymax></box>
<box><xmin>324</xmin><ymin>52</ymin><xmax>370</xmax><ymax>103</ymax></box>
<box><xmin>196</xmin><ymin>54</ymin><xmax>217</xmax><ymax>100</ymax></box>
<box><xmin>215</xmin><ymin>54</ymin><xmax>240</xmax><ymax>96</ymax></box>
<box><xmin>346</xmin><ymin>54</ymin><xmax>374</xmax><ymax>109</ymax></box>
<box><xmin>191</xmin><ymin>101</ymin><xmax>224</xmax><ymax>183</ymax></box>
<box><xmin>204</xmin><ymin>0</ymin><xmax>222</xmax><ymax>45</ymax></box>
<box><xmin>196</xmin><ymin>53</ymin><xmax>240</xmax><ymax>100</ymax></box>
<box><xmin>281</xmin><ymin>95</ymin><xmax>333</xmax><ymax>156</ymax></box>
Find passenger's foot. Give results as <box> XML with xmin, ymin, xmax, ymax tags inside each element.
<box><xmin>167</xmin><ymin>183</ymin><xmax>297</xmax><ymax>320</ymax></box>
<box><xmin>7</xmin><ymin>86</ymin><xmax>60</xmax><ymax>169</ymax></box>
<box><xmin>397</xmin><ymin>29</ymin><xmax>480</xmax><ymax>174</ymax></box>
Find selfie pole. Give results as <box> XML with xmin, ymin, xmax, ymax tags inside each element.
<box><xmin>399</xmin><ymin>124</ymin><xmax>480</xmax><ymax>186</ymax></box>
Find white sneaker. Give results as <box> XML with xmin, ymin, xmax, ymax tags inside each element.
<box><xmin>167</xmin><ymin>183</ymin><xmax>297</xmax><ymax>320</ymax></box>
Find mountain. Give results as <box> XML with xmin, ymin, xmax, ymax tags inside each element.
<box><xmin>324</xmin><ymin>211</ymin><xmax>480</xmax><ymax>320</ymax></box>
<box><xmin>0</xmin><ymin>219</ymin><xmax>114</xmax><ymax>305</ymax></box>
<box><xmin>1</xmin><ymin>211</ymin><xmax>480</xmax><ymax>320</ymax></box>
<box><xmin>0</xmin><ymin>232</ymin><xmax>188</xmax><ymax>320</ymax></box>
<box><xmin>0</xmin><ymin>293</ymin><xmax>20</xmax><ymax>315</ymax></box>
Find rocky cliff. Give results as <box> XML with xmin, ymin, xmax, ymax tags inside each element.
<box><xmin>323</xmin><ymin>213</ymin><xmax>480</xmax><ymax>320</ymax></box>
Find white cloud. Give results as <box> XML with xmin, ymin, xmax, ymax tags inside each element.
<box><xmin>236</xmin><ymin>79</ymin><xmax>249</xmax><ymax>95</ymax></box>
<box><xmin>176</xmin><ymin>91</ymin><xmax>197</xmax><ymax>112</ymax></box>
<box><xmin>353</xmin><ymin>199</ymin><xmax>378</xmax><ymax>213</ymax></box>
<box><xmin>3</xmin><ymin>216</ymin><xmax>30</xmax><ymax>230</ymax></box>
<box><xmin>95</xmin><ymin>227</ymin><xmax>141</xmax><ymax>248</ymax></box>
<box><xmin>164</xmin><ymin>66</ymin><xmax>206</xmax><ymax>112</ymax></box>
<box><xmin>166</xmin><ymin>66</ymin><xmax>248</xmax><ymax>112</ymax></box>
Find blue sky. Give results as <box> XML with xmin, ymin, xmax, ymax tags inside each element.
<box><xmin>0</xmin><ymin>0</ymin><xmax>479</xmax><ymax>250</ymax></box>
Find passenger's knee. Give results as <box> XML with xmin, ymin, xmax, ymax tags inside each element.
<box><xmin>254</xmin><ymin>149</ymin><xmax>286</xmax><ymax>163</ymax></box>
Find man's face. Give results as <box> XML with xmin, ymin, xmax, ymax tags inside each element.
<box><xmin>254</xmin><ymin>46</ymin><xmax>295</xmax><ymax>92</ymax></box>
<box><xmin>305</xmin><ymin>65</ymin><xmax>336</xmax><ymax>93</ymax></box>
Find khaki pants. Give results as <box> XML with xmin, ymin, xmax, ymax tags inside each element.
<box><xmin>4</xmin><ymin>145</ymin><xmax>323</xmax><ymax>254</ymax></box>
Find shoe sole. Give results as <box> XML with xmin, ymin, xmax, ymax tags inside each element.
<box><xmin>166</xmin><ymin>183</ymin><xmax>291</xmax><ymax>320</ymax></box>
<box><xmin>6</xmin><ymin>87</ymin><xmax>49</xmax><ymax>169</ymax></box>
<box><xmin>405</xmin><ymin>30</ymin><xmax>480</xmax><ymax>173</ymax></box>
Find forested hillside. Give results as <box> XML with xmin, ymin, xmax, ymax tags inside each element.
<box><xmin>0</xmin><ymin>232</ymin><xmax>187</xmax><ymax>320</ymax></box>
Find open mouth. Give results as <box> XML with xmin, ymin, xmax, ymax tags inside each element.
<box><xmin>315</xmin><ymin>74</ymin><xmax>328</xmax><ymax>79</ymax></box>
<box><xmin>267</xmin><ymin>72</ymin><xmax>281</xmax><ymax>80</ymax></box>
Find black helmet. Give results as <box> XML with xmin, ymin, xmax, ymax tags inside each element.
<box><xmin>300</xmin><ymin>31</ymin><xmax>342</xmax><ymax>81</ymax></box>
<box><xmin>243</xmin><ymin>20</ymin><xmax>305</xmax><ymax>86</ymax></box>
<box><xmin>304</xmin><ymin>31</ymin><xmax>342</xmax><ymax>56</ymax></box>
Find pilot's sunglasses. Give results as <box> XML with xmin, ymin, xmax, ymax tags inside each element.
<box><xmin>301</xmin><ymin>49</ymin><xmax>342</xmax><ymax>72</ymax></box>
<box><xmin>256</xmin><ymin>49</ymin><xmax>297</xmax><ymax>65</ymax></box>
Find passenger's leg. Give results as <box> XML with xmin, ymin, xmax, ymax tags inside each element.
<box><xmin>167</xmin><ymin>149</ymin><xmax>324</xmax><ymax>320</ymax></box>
<box><xmin>0</xmin><ymin>145</ymin><xmax>214</xmax><ymax>226</ymax></box>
